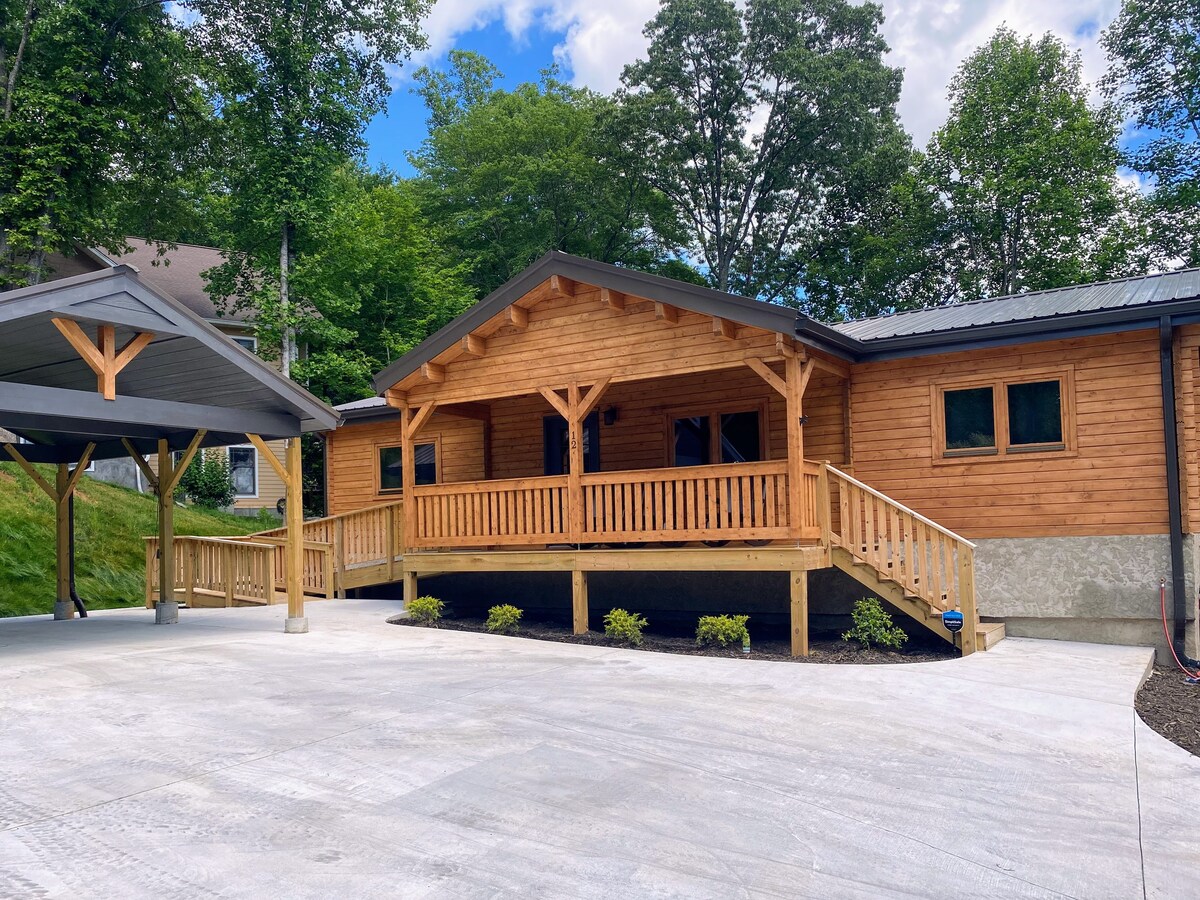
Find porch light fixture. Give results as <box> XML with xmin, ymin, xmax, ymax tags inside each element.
<box><xmin>603</xmin><ymin>406</ymin><xmax>619</xmax><ymax>426</ymax></box>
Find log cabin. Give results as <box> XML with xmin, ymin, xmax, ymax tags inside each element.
<box><xmin>321</xmin><ymin>252</ymin><xmax>1200</xmax><ymax>659</ymax></box>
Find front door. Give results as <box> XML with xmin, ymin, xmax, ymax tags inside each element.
<box><xmin>543</xmin><ymin>413</ymin><xmax>600</xmax><ymax>475</ymax></box>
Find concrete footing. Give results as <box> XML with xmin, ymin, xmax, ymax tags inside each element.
<box><xmin>154</xmin><ymin>601</ymin><xmax>179</xmax><ymax>625</ymax></box>
<box><xmin>284</xmin><ymin>616</ymin><xmax>309</xmax><ymax>634</ymax></box>
<box><xmin>52</xmin><ymin>600</ymin><xmax>73</xmax><ymax>620</ymax></box>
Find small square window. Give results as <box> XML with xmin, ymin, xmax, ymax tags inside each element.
<box><xmin>379</xmin><ymin>443</ymin><xmax>436</xmax><ymax>492</ymax></box>
<box><xmin>1007</xmin><ymin>380</ymin><xmax>1063</xmax><ymax>447</ymax></box>
<box><xmin>228</xmin><ymin>446</ymin><xmax>257</xmax><ymax>497</ymax></box>
<box><xmin>944</xmin><ymin>387</ymin><xmax>996</xmax><ymax>452</ymax></box>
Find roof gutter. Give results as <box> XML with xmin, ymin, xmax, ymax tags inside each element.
<box><xmin>1159</xmin><ymin>315</ymin><xmax>1191</xmax><ymax>658</ymax></box>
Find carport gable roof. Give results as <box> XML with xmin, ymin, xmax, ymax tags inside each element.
<box><xmin>371</xmin><ymin>251</ymin><xmax>856</xmax><ymax>393</ymax></box>
<box><xmin>0</xmin><ymin>266</ymin><xmax>340</xmax><ymax>463</ymax></box>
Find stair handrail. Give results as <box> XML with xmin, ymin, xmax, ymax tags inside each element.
<box><xmin>824</xmin><ymin>464</ymin><xmax>976</xmax><ymax>549</ymax></box>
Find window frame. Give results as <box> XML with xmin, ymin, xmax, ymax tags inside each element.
<box><xmin>227</xmin><ymin>444</ymin><xmax>259</xmax><ymax>499</ymax></box>
<box><xmin>931</xmin><ymin>367</ymin><xmax>1075</xmax><ymax>464</ymax></box>
<box><xmin>230</xmin><ymin>334</ymin><xmax>258</xmax><ymax>353</ymax></box>
<box><xmin>663</xmin><ymin>401</ymin><xmax>770</xmax><ymax>467</ymax></box>
<box><xmin>375</xmin><ymin>437</ymin><xmax>440</xmax><ymax>495</ymax></box>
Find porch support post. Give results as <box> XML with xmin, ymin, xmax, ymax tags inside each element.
<box><xmin>567</xmin><ymin>382</ymin><xmax>584</xmax><ymax>543</ymax></box>
<box><xmin>399</xmin><ymin>405</ymin><xmax>416</xmax><ymax>553</ymax></box>
<box><xmin>790</xmin><ymin>570</ymin><xmax>809</xmax><ymax>657</ymax></box>
<box><xmin>402</xmin><ymin>568</ymin><xmax>418</xmax><ymax>606</ymax></box>
<box><xmin>784</xmin><ymin>355</ymin><xmax>809</xmax><ymax>540</ymax></box>
<box><xmin>571</xmin><ymin>568</ymin><xmax>589</xmax><ymax>634</ymax></box>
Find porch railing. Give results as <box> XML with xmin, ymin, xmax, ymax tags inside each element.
<box><xmin>412</xmin><ymin>475</ymin><xmax>569</xmax><ymax>548</ymax></box>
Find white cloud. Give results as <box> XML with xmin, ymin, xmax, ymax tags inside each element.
<box><xmin>413</xmin><ymin>0</ymin><xmax>1123</xmax><ymax>144</ymax></box>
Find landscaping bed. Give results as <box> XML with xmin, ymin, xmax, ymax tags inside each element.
<box><xmin>1137</xmin><ymin>664</ymin><xmax>1200</xmax><ymax>757</ymax></box>
<box><xmin>391</xmin><ymin>614</ymin><xmax>957</xmax><ymax>664</ymax></box>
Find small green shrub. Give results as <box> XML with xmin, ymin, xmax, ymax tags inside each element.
<box><xmin>175</xmin><ymin>449</ymin><xmax>235</xmax><ymax>509</ymax></box>
<box><xmin>696</xmin><ymin>614</ymin><xmax>750</xmax><ymax>647</ymax></box>
<box><xmin>842</xmin><ymin>597</ymin><xmax>908</xmax><ymax>650</ymax></box>
<box><xmin>408</xmin><ymin>595</ymin><xmax>444</xmax><ymax>626</ymax></box>
<box><xmin>604</xmin><ymin>608</ymin><xmax>647</xmax><ymax>645</ymax></box>
<box><xmin>486</xmin><ymin>604</ymin><xmax>523</xmax><ymax>634</ymax></box>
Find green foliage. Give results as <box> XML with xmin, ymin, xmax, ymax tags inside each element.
<box><xmin>1102</xmin><ymin>0</ymin><xmax>1200</xmax><ymax>267</ymax></box>
<box><xmin>695</xmin><ymin>614</ymin><xmax>750</xmax><ymax>647</ymax></box>
<box><xmin>603</xmin><ymin>608</ymin><xmax>647</xmax><ymax>646</ymax></box>
<box><xmin>291</xmin><ymin>167</ymin><xmax>475</xmax><ymax>405</ymax></box>
<box><xmin>619</xmin><ymin>0</ymin><xmax>903</xmax><ymax>304</ymax></box>
<box><xmin>842</xmin><ymin>597</ymin><xmax>908</xmax><ymax>651</ymax></box>
<box><xmin>189</xmin><ymin>0</ymin><xmax>430</xmax><ymax>373</ymax></box>
<box><xmin>0</xmin><ymin>465</ymin><xmax>263</xmax><ymax>617</ymax></box>
<box><xmin>412</xmin><ymin>51</ymin><xmax>686</xmax><ymax>298</ymax></box>
<box><xmin>407</xmin><ymin>595</ymin><xmax>444</xmax><ymax>625</ymax></box>
<box><xmin>175</xmin><ymin>450</ymin><xmax>235</xmax><ymax>510</ymax></box>
<box><xmin>0</xmin><ymin>0</ymin><xmax>212</xmax><ymax>286</ymax></box>
<box><xmin>485</xmin><ymin>604</ymin><xmax>523</xmax><ymax>634</ymax></box>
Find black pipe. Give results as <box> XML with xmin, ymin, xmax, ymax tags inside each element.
<box><xmin>1159</xmin><ymin>316</ymin><xmax>1184</xmax><ymax>649</ymax></box>
<box><xmin>67</xmin><ymin>492</ymin><xmax>87</xmax><ymax>618</ymax></box>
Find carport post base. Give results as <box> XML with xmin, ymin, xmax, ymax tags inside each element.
<box><xmin>155</xmin><ymin>601</ymin><xmax>179</xmax><ymax>625</ymax></box>
<box><xmin>53</xmin><ymin>600</ymin><xmax>72</xmax><ymax>620</ymax></box>
<box><xmin>285</xmin><ymin>616</ymin><xmax>309</xmax><ymax>634</ymax></box>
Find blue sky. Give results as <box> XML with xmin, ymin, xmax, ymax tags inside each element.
<box><xmin>364</xmin><ymin>0</ymin><xmax>1135</xmax><ymax>179</ymax></box>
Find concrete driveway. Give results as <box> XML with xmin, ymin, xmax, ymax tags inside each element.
<box><xmin>0</xmin><ymin>600</ymin><xmax>1196</xmax><ymax>899</ymax></box>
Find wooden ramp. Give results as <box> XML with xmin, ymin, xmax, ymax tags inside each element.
<box><xmin>154</xmin><ymin>464</ymin><xmax>1002</xmax><ymax>656</ymax></box>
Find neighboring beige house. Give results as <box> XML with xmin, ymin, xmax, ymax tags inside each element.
<box><xmin>28</xmin><ymin>240</ymin><xmax>288</xmax><ymax>516</ymax></box>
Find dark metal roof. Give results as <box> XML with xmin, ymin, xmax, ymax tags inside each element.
<box><xmin>833</xmin><ymin>268</ymin><xmax>1200</xmax><ymax>343</ymax></box>
<box><xmin>372</xmin><ymin>251</ymin><xmax>857</xmax><ymax>393</ymax></box>
<box><xmin>0</xmin><ymin>267</ymin><xmax>341</xmax><ymax>463</ymax></box>
<box><xmin>336</xmin><ymin>396</ymin><xmax>398</xmax><ymax>423</ymax></box>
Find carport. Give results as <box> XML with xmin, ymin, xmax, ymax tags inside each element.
<box><xmin>0</xmin><ymin>264</ymin><xmax>340</xmax><ymax>631</ymax></box>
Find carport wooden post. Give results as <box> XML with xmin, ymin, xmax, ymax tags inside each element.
<box><xmin>248</xmin><ymin>434</ymin><xmax>308</xmax><ymax>632</ymax></box>
<box><xmin>3</xmin><ymin>441</ymin><xmax>94</xmax><ymax>619</ymax></box>
<box><xmin>151</xmin><ymin>432</ymin><xmax>205</xmax><ymax>620</ymax></box>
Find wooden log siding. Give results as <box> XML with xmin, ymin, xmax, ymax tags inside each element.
<box><xmin>849</xmin><ymin>328</ymin><xmax>1172</xmax><ymax>538</ymax></box>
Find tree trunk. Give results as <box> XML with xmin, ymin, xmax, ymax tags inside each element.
<box><xmin>279</xmin><ymin>220</ymin><xmax>292</xmax><ymax>378</ymax></box>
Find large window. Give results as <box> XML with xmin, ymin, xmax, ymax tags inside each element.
<box><xmin>669</xmin><ymin>406</ymin><xmax>765</xmax><ymax>466</ymax></box>
<box><xmin>379</xmin><ymin>442</ymin><xmax>437</xmax><ymax>492</ymax></box>
<box><xmin>936</xmin><ymin>372</ymin><xmax>1072</xmax><ymax>460</ymax></box>
<box><xmin>228</xmin><ymin>446</ymin><xmax>257</xmax><ymax>497</ymax></box>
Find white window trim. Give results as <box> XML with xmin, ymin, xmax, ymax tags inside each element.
<box><xmin>228</xmin><ymin>444</ymin><xmax>259</xmax><ymax>499</ymax></box>
<box><xmin>231</xmin><ymin>334</ymin><xmax>258</xmax><ymax>352</ymax></box>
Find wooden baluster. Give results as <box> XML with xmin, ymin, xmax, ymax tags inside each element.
<box><xmin>224</xmin><ymin>543</ymin><xmax>234</xmax><ymax>607</ymax></box>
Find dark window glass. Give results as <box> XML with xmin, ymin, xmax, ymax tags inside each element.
<box><xmin>944</xmin><ymin>387</ymin><xmax>996</xmax><ymax>451</ymax></box>
<box><xmin>673</xmin><ymin>416</ymin><xmax>710</xmax><ymax>466</ymax></box>
<box><xmin>1007</xmin><ymin>380</ymin><xmax>1062</xmax><ymax>446</ymax></box>
<box><xmin>542</xmin><ymin>414</ymin><xmax>600</xmax><ymax>475</ymax></box>
<box><xmin>379</xmin><ymin>443</ymin><xmax>436</xmax><ymax>491</ymax></box>
<box><xmin>719</xmin><ymin>411</ymin><xmax>761</xmax><ymax>463</ymax></box>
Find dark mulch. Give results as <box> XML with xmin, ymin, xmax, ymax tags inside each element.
<box><xmin>391</xmin><ymin>615</ymin><xmax>957</xmax><ymax>665</ymax></box>
<box><xmin>1137</xmin><ymin>664</ymin><xmax>1200</xmax><ymax>757</ymax></box>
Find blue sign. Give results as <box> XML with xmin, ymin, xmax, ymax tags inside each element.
<box><xmin>941</xmin><ymin>610</ymin><xmax>965</xmax><ymax>634</ymax></box>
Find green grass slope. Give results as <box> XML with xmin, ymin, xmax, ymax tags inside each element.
<box><xmin>0</xmin><ymin>465</ymin><xmax>275</xmax><ymax>618</ymax></box>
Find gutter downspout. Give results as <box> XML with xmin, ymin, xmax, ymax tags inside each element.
<box><xmin>1160</xmin><ymin>316</ymin><xmax>1187</xmax><ymax>651</ymax></box>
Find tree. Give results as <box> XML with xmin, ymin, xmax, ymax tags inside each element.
<box><xmin>919</xmin><ymin>28</ymin><xmax>1140</xmax><ymax>301</ymax></box>
<box><xmin>618</xmin><ymin>0</ymin><xmax>903</xmax><ymax>304</ymax></box>
<box><xmin>186</xmin><ymin>0</ymin><xmax>430</xmax><ymax>376</ymax></box>
<box><xmin>291</xmin><ymin>166</ymin><xmax>475</xmax><ymax>405</ymax></box>
<box><xmin>0</xmin><ymin>0</ymin><xmax>209</xmax><ymax>287</ymax></box>
<box><xmin>411</xmin><ymin>52</ymin><xmax>686</xmax><ymax>297</ymax></box>
<box><xmin>176</xmin><ymin>450</ymin><xmax>235</xmax><ymax>510</ymax></box>
<box><xmin>1103</xmin><ymin>0</ymin><xmax>1200</xmax><ymax>267</ymax></box>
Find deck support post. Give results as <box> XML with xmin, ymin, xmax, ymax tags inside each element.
<box><xmin>571</xmin><ymin>568</ymin><xmax>589</xmax><ymax>634</ymax></box>
<box><xmin>402</xmin><ymin>568</ymin><xmax>418</xmax><ymax>606</ymax></box>
<box><xmin>957</xmin><ymin>546</ymin><xmax>978</xmax><ymax>656</ymax></box>
<box><xmin>790</xmin><ymin>570</ymin><xmax>809</xmax><ymax>657</ymax></box>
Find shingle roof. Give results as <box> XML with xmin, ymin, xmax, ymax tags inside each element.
<box><xmin>107</xmin><ymin>238</ymin><xmax>248</xmax><ymax>323</ymax></box>
<box><xmin>832</xmin><ymin>268</ymin><xmax>1200</xmax><ymax>343</ymax></box>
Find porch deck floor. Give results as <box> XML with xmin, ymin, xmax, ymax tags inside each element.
<box><xmin>0</xmin><ymin>600</ymin><xmax>1193</xmax><ymax>899</ymax></box>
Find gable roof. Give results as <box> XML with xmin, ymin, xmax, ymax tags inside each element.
<box><xmin>371</xmin><ymin>251</ymin><xmax>856</xmax><ymax>393</ymax></box>
<box><xmin>107</xmin><ymin>238</ymin><xmax>248</xmax><ymax>324</ymax></box>
<box><xmin>833</xmin><ymin>268</ymin><xmax>1200</xmax><ymax>348</ymax></box>
<box><xmin>0</xmin><ymin>266</ymin><xmax>340</xmax><ymax>463</ymax></box>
